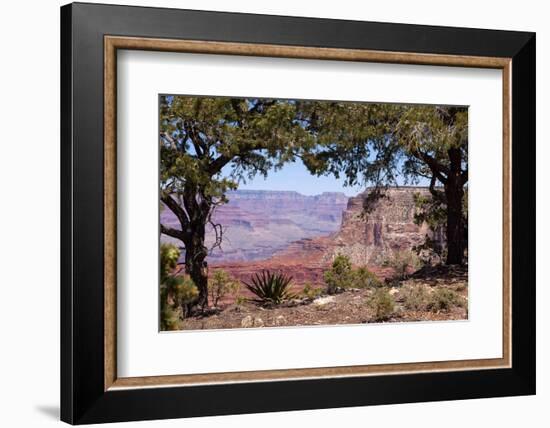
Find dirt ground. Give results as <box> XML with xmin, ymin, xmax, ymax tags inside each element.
<box><xmin>181</xmin><ymin>265</ymin><xmax>468</xmax><ymax>330</ymax></box>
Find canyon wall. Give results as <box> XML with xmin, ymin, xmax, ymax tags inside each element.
<box><xmin>272</xmin><ymin>187</ymin><xmax>441</xmax><ymax>266</ymax></box>
<box><xmin>162</xmin><ymin>187</ymin><xmax>441</xmax><ymax>284</ymax></box>
<box><xmin>212</xmin><ymin>187</ymin><xmax>441</xmax><ymax>285</ymax></box>
<box><xmin>161</xmin><ymin>190</ymin><xmax>348</xmax><ymax>262</ymax></box>
<box><xmin>319</xmin><ymin>187</ymin><xmax>438</xmax><ymax>265</ymax></box>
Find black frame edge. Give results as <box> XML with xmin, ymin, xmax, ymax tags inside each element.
<box><xmin>61</xmin><ymin>2</ymin><xmax>536</xmax><ymax>424</ymax></box>
<box><xmin>60</xmin><ymin>3</ymin><xmax>74</xmax><ymax>425</ymax></box>
<box><xmin>510</xmin><ymin>33</ymin><xmax>536</xmax><ymax>393</ymax></box>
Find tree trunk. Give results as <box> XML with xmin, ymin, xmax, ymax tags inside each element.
<box><xmin>444</xmin><ymin>147</ymin><xmax>466</xmax><ymax>265</ymax></box>
<box><xmin>184</xmin><ymin>226</ymin><xmax>209</xmax><ymax>310</ymax></box>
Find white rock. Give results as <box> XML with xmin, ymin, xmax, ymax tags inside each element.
<box><xmin>389</xmin><ymin>287</ymin><xmax>400</xmax><ymax>296</ymax></box>
<box><xmin>253</xmin><ymin>317</ymin><xmax>264</xmax><ymax>327</ymax></box>
<box><xmin>240</xmin><ymin>315</ymin><xmax>254</xmax><ymax>328</ymax></box>
<box><xmin>275</xmin><ymin>315</ymin><xmax>286</xmax><ymax>326</ymax></box>
<box><xmin>313</xmin><ymin>296</ymin><xmax>336</xmax><ymax>306</ymax></box>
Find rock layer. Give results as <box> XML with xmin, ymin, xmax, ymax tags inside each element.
<box><xmin>161</xmin><ymin>189</ymin><xmax>348</xmax><ymax>262</ymax></box>
<box><xmin>321</xmin><ymin>187</ymin><xmax>437</xmax><ymax>265</ymax></box>
<box><xmin>211</xmin><ymin>187</ymin><xmax>440</xmax><ymax>286</ymax></box>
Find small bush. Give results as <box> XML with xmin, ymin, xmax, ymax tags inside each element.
<box><xmin>324</xmin><ymin>254</ymin><xmax>355</xmax><ymax>293</ymax></box>
<box><xmin>383</xmin><ymin>250</ymin><xmax>423</xmax><ymax>280</ymax></box>
<box><xmin>401</xmin><ymin>284</ymin><xmax>429</xmax><ymax>311</ymax></box>
<box><xmin>174</xmin><ymin>277</ymin><xmax>199</xmax><ymax>304</ymax></box>
<box><xmin>160</xmin><ymin>243</ymin><xmax>180</xmax><ymax>282</ymax></box>
<box><xmin>301</xmin><ymin>282</ymin><xmax>323</xmax><ymax>299</ymax></box>
<box><xmin>324</xmin><ymin>255</ymin><xmax>383</xmax><ymax>293</ymax></box>
<box><xmin>160</xmin><ymin>243</ymin><xmax>199</xmax><ymax>328</ymax></box>
<box><xmin>243</xmin><ymin>270</ymin><xmax>296</xmax><ymax>305</ymax></box>
<box><xmin>161</xmin><ymin>302</ymin><xmax>182</xmax><ymax>331</ymax></box>
<box><xmin>427</xmin><ymin>288</ymin><xmax>466</xmax><ymax>313</ymax></box>
<box><xmin>354</xmin><ymin>266</ymin><xmax>383</xmax><ymax>288</ymax></box>
<box><xmin>367</xmin><ymin>288</ymin><xmax>395</xmax><ymax>321</ymax></box>
<box><xmin>209</xmin><ymin>269</ymin><xmax>239</xmax><ymax>307</ymax></box>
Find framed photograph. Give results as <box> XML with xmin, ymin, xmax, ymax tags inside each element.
<box><xmin>61</xmin><ymin>2</ymin><xmax>535</xmax><ymax>424</ymax></box>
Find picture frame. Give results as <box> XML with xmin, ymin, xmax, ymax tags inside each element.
<box><xmin>60</xmin><ymin>2</ymin><xmax>535</xmax><ymax>424</ymax></box>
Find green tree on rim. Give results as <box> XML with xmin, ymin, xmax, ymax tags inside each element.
<box><xmin>159</xmin><ymin>96</ymin><xmax>313</xmax><ymax>309</ymax></box>
<box><xmin>296</xmin><ymin>102</ymin><xmax>468</xmax><ymax>265</ymax></box>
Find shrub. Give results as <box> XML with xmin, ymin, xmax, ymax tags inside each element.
<box><xmin>160</xmin><ymin>243</ymin><xmax>199</xmax><ymax>328</ymax></box>
<box><xmin>324</xmin><ymin>254</ymin><xmax>355</xmax><ymax>293</ymax></box>
<box><xmin>234</xmin><ymin>295</ymin><xmax>246</xmax><ymax>306</ymax></box>
<box><xmin>367</xmin><ymin>288</ymin><xmax>395</xmax><ymax>321</ymax></box>
<box><xmin>243</xmin><ymin>270</ymin><xmax>296</xmax><ymax>305</ymax></box>
<box><xmin>209</xmin><ymin>269</ymin><xmax>239</xmax><ymax>307</ymax></box>
<box><xmin>427</xmin><ymin>288</ymin><xmax>466</xmax><ymax>312</ymax></box>
<box><xmin>383</xmin><ymin>250</ymin><xmax>423</xmax><ymax>281</ymax></box>
<box><xmin>301</xmin><ymin>282</ymin><xmax>323</xmax><ymax>300</ymax></box>
<box><xmin>161</xmin><ymin>301</ymin><xmax>182</xmax><ymax>331</ymax></box>
<box><xmin>401</xmin><ymin>284</ymin><xmax>429</xmax><ymax>311</ymax></box>
<box><xmin>160</xmin><ymin>243</ymin><xmax>180</xmax><ymax>283</ymax></box>
<box><xmin>354</xmin><ymin>266</ymin><xmax>383</xmax><ymax>288</ymax></box>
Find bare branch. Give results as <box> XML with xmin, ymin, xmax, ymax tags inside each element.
<box><xmin>161</xmin><ymin>194</ymin><xmax>189</xmax><ymax>231</ymax></box>
<box><xmin>414</xmin><ymin>150</ymin><xmax>449</xmax><ymax>184</ymax></box>
<box><xmin>160</xmin><ymin>223</ymin><xmax>185</xmax><ymax>240</ymax></box>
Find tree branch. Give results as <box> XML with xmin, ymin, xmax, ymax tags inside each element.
<box><xmin>428</xmin><ymin>175</ymin><xmax>446</xmax><ymax>204</ymax></box>
<box><xmin>415</xmin><ymin>150</ymin><xmax>449</xmax><ymax>184</ymax></box>
<box><xmin>207</xmin><ymin>154</ymin><xmax>233</xmax><ymax>175</ymax></box>
<box><xmin>161</xmin><ymin>194</ymin><xmax>189</xmax><ymax>231</ymax></box>
<box><xmin>160</xmin><ymin>223</ymin><xmax>186</xmax><ymax>241</ymax></box>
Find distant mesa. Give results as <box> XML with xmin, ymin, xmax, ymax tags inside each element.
<box><xmin>160</xmin><ymin>189</ymin><xmax>349</xmax><ymax>263</ymax></box>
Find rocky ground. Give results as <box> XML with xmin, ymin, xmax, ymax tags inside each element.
<box><xmin>181</xmin><ymin>265</ymin><xmax>468</xmax><ymax>330</ymax></box>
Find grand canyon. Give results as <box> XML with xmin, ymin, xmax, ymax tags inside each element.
<box><xmin>159</xmin><ymin>96</ymin><xmax>468</xmax><ymax>331</ymax></box>
<box><xmin>162</xmin><ymin>187</ymin><xmax>443</xmax><ymax>286</ymax></box>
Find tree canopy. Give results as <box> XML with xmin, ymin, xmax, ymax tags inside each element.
<box><xmin>159</xmin><ymin>96</ymin><xmax>314</xmax><ymax>307</ymax></box>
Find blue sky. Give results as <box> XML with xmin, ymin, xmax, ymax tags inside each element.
<box><xmin>226</xmin><ymin>157</ymin><xmax>430</xmax><ymax>197</ymax></box>
<box><xmin>235</xmin><ymin>158</ymin><xmax>364</xmax><ymax>196</ymax></box>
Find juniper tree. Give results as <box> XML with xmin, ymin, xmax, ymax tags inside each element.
<box><xmin>160</xmin><ymin>96</ymin><xmax>312</xmax><ymax>309</ymax></box>
<box><xmin>297</xmin><ymin>102</ymin><xmax>468</xmax><ymax>265</ymax></box>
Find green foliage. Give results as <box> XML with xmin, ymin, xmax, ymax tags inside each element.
<box><xmin>324</xmin><ymin>254</ymin><xmax>355</xmax><ymax>294</ymax></box>
<box><xmin>243</xmin><ymin>271</ymin><xmax>296</xmax><ymax>305</ymax></box>
<box><xmin>234</xmin><ymin>295</ymin><xmax>247</xmax><ymax>306</ymax></box>
<box><xmin>301</xmin><ymin>282</ymin><xmax>323</xmax><ymax>300</ymax></box>
<box><xmin>161</xmin><ymin>303</ymin><xmax>182</xmax><ymax>331</ymax></box>
<box><xmin>324</xmin><ymin>254</ymin><xmax>382</xmax><ymax>293</ymax></box>
<box><xmin>298</xmin><ymin>103</ymin><xmax>467</xmax><ymax>189</ymax></box>
<box><xmin>173</xmin><ymin>277</ymin><xmax>199</xmax><ymax>305</ymax></box>
<box><xmin>160</xmin><ymin>243</ymin><xmax>180</xmax><ymax>283</ymax></box>
<box><xmin>209</xmin><ymin>269</ymin><xmax>240</xmax><ymax>307</ymax></box>
<box><xmin>367</xmin><ymin>288</ymin><xmax>395</xmax><ymax>321</ymax></box>
<box><xmin>413</xmin><ymin>192</ymin><xmax>446</xmax><ymax>230</ymax></box>
<box><xmin>160</xmin><ymin>96</ymin><xmax>314</xmax><ymax>201</ymax></box>
<box><xmin>412</xmin><ymin>189</ymin><xmax>468</xmax><ymax>264</ymax></box>
<box><xmin>354</xmin><ymin>266</ymin><xmax>383</xmax><ymax>288</ymax></box>
<box><xmin>401</xmin><ymin>284</ymin><xmax>430</xmax><ymax>311</ymax></box>
<box><xmin>383</xmin><ymin>250</ymin><xmax>423</xmax><ymax>281</ymax></box>
<box><xmin>160</xmin><ymin>243</ymin><xmax>199</xmax><ymax>330</ymax></box>
<box><xmin>159</xmin><ymin>96</ymin><xmax>320</xmax><ymax>307</ymax></box>
<box><xmin>427</xmin><ymin>288</ymin><xmax>466</xmax><ymax>313</ymax></box>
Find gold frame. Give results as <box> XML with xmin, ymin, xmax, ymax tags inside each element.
<box><xmin>104</xmin><ymin>36</ymin><xmax>512</xmax><ymax>391</ymax></box>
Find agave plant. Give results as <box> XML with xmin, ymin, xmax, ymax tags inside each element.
<box><xmin>243</xmin><ymin>270</ymin><xmax>296</xmax><ymax>305</ymax></box>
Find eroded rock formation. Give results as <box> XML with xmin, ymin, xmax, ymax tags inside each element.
<box><xmin>318</xmin><ymin>187</ymin><xmax>438</xmax><ymax>265</ymax></box>
<box><xmin>210</xmin><ymin>187</ymin><xmax>441</xmax><ymax>285</ymax></box>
